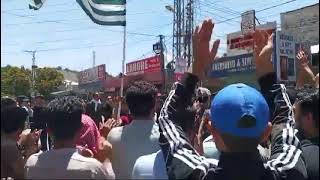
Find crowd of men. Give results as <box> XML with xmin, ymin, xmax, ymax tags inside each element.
<box><xmin>1</xmin><ymin>19</ymin><xmax>319</xmax><ymax>180</ymax></box>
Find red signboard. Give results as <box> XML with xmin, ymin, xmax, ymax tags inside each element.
<box><xmin>126</xmin><ymin>55</ymin><xmax>161</xmax><ymax>76</ymax></box>
<box><xmin>79</xmin><ymin>64</ymin><xmax>106</xmax><ymax>85</ymax></box>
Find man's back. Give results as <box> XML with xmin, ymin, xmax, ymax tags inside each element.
<box><xmin>25</xmin><ymin>148</ymin><xmax>114</xmax><ymax>179</ymax></box>
<box><xmin>301</xmin><ymin>138</ymin><xmax>319</xmax><ymax>180</ymax></box>
<box><xmin>107</xmin><ymin>120</ymin><xmax>160</xmax><ymax>179</ymax></box>
<box><xmin>132</xmin><ymin>150</ymin><xmax>168</xmax><ymax>179</ymax></box>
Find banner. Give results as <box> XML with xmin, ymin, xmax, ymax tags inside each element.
<box><xmin>174</xmin><ymin>57</ymin><xmax>187</xmax><ymax>81</ymax></box>
<box><xmin>209</xmin><ymin>53</ymin><xmax>255</xmax><ymax>78</ymax></box>
<box><xmin>275</xmin><ymin>31</ymin><xmax>296</xmax><ymax>81</ymax></box>
<box><xmin>77</xmin><ymin>0</ymin><xmax>126</xmax><ymax>26</ymax></box>
<box><xmin>79</xmin><ymin>64</ymin><xmax>106</xmax><ymax>85</ymax></box>
<box><xmin>126</xmin><ymin>55</ymin><xmax>161</xmax><ymax>76</ymax></box>
<box><xmin>29</xmin><ymin>0</ymin><xmax>45</xmax><ymax>10</ymax></box>
<box><xmin>227</xmin><ymin>22</ymin><xmax>277</xmax><ymax>56</ymax></box>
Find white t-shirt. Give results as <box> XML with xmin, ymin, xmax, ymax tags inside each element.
<box><xmin>107</xmin><ymin>120</ymin><xmax>160</xmax><ymax>179</ymax></box>
<box><xmin>25</xmin><ymin>148</ymin><xmax>114</xmax><ymax>179</ymax></box>
<box><xmin>132</xmin><ymin>150</ymin><xmax>168</xmax><ymax>179</ymax></box>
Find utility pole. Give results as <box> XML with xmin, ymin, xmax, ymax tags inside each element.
<box><xmin>159</xmin><ymin>35</ymin><xmax>166</xmax><ymax>92</ymax></box>
<box><xmin>92</xmin><ymin>51</ymin><xmax>96</xmax><ymax>67</ymax></box>
<box><xmin>24</xmin><ymin>50</ymin><xmax>37</xmax><ymax>96</ymax></box>
<box><xmin>173</xmin><ymin>0</ymin><xmax>194</xmax><ymax>69</ymax></box>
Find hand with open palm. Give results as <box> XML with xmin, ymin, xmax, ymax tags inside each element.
<box><xmin>192</xmin><ymin>19</ymin><xmax>220</xmax><ymax>80</ymax></box>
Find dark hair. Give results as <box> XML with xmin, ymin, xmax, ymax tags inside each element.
<box><xmin>221</xmin><ymin>133</ymin><xmax>259</xmax><ymax>152</ymax></box>
<box><xmin>125</xmin><ymin>81</ymin><xmax>158</xmax><ymax>117</ymax></box>
<box><xmin>101</xmin><ymin>102</ymin><xmax>113</xmax><ymax>120</ymax></box>
<box><xmin>286</xmin><ymin>87</ymin><xmax>298</xmax><ymax>105</ymax></box>
<box><xmin>1</xmin><ymin>107</ymin><xmax>28</xmax><ymax>134</ymax></box>
<box><xmin>297</xmin><ymin>88</ymin><xmax>319</xmax><ymax>128</ymax></box>
<box><xmin>1</xmin><ymin>97</ymin><xmax>17</xmax><ymax>110</ymax></box>
<box><xmin>46</xmin><ymin>96</ymin><xmax>83</xmax><ymax>140</ymax></box>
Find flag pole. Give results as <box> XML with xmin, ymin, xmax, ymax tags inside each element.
<box><xmin>118</xmin><ymin>25</ymin><xmax>126</xmax><ymax>119</ymax></box>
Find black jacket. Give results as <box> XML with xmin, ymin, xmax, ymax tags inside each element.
<box><xmin>158</xmin><ymin>73</ymin><xmax>307</xmax><ymax>180</ymax></box>
<box><xmin>85</xmin><ymin>101</ymin><xmax>103</xmax><ymax>125</ymax></box>
<box><xmin>30</xmin><ymin>106</ymin><xmax>47</xmax><ymax>130</ymax></box>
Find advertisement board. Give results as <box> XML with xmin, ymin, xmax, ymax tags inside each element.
<box><xmin>126</xmin><ymin>55</ymin><xmax>161</xmax><ymax>76</ymax></box>
<box><xmin>241</xmin><ymin>10</ymin><xmax>256</xmax><ymax>34</ymax></box>
<box><xmin>227</xmin><ymin>22</ymin><xmax>277</xmax><ymax>56</ymax></box>
<box><xmin>78</xmin><ymin>64</ymin><xmax>106</xmax><ymax>85</ymax></box>
<box><xmin>174</xmin><ymin>57</ymin><xmax>187</xmax><ymax>81</ymax></box>
<box><xmin>275</xmin><ymin>31</ymin><xmax>296</xmax><ymax>81</ymax></box>
<box><xmin>210</xmin><ymin>53</ymin><xmax>255</xmax><ymax>78</ymax></box>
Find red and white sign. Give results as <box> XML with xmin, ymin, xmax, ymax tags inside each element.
<box><xmin>126</xmin><ymin>55</ymin><xmax>161</xmax><ymax>76</ymax></box>
<box><xmin>79</xmin><ymin>64</ymin><xmax>106</xmax><ymax>85</ymax></box>
<box><xmin>174</xmin><ymin>57</ymin><xmax>187</xmax><ymax>81</ymax></box>
<box><xmin>227</xmin><ymin>22</ymin><xmax>277</xmax><ymax>56</ymax></box>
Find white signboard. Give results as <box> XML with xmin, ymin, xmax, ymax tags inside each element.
<box><xmin>241</xmin><ymin>10</ymin><xmax>256</xmax><ymax>35</ymax></box>
<box><xmin>276</xmin><ymin>31</ymin><xmax>296</xmax><ymax>81</ymax></box>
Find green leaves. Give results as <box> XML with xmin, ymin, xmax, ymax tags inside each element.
<box><xmin>34</xmin><ymin>68</ymin><xmax>64</xmax><ymax>97</ymax></box>
<box><xmin>1</xmin><ymin>66</ymin><xmax>31</xmax><ymax>96</ymax></box>
<box><xmin>1</xmin><ymin>66</ymin><xmax>64</xmax><ymax>98</ymax></box>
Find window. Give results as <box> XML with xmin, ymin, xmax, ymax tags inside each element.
<box><xmin>311</xmin><ymin>53</ymin><xmax>319</xmax><ymax>66</ymax></box>
<box><xmin>280</xmin><ymin>56</ymin><xmax>288</xmax><ymax>80</ymax></box>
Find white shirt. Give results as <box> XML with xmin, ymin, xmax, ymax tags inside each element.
<box><xmin>132</xmin><ymin>150</ymin><xmax>168</xmax><ymax>179</ymax></box>
<box><xmin>25</xmin><ymin>148</ymin><xmax>115</xmax><ymax>179</ymax></box>
<box><xmin>107</xmin><ymin>119</ymin><xmax>160</xmax><ymax>179</ymax></box>
<box><xmin>203</xmin><ymin>135</ymin><xmax>221</xmax><ymax>159</ymax></box>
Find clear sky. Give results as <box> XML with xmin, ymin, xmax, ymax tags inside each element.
<box><xmin>1</xmin><ymin>0</ymin><xmax>318</xmax><ymax>76</ymax></box>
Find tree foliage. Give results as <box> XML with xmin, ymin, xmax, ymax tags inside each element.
<box><xmin>1</xmin><ymin>65</ymin><xmax>31</xmax><ymax>96</ymax></box>
<box><xmin>1</xmin><ymin>66</ymin><xmax>64</xmax><ymax>97</ymax></box>
<box><xmin>35</xmin><ymin>67</ymin><xmax>64</xmax><ymax>97</ymax></box>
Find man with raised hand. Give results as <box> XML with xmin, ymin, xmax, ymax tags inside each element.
<box><xmin>296</xmin><ymin>50</ymin><xmax>319</xmax><ymax>89</ymax></box>
<box><xmin>157</xmin><ymin>19</ymin><xmax>307</xmax><ymax>180</ymax></box>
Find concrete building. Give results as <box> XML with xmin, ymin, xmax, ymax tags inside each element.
<box><xmin>281</xmin><ymin>3</ymin><xmax>319</xmax><ymax>74</ymax></box>
<box><xmin>281</xmin><ymin>3</ymin><xmax>319</xmax><ymax>47</ymax></box>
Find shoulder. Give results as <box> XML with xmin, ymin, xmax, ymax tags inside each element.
<box><xmin>107</xmin><ymin>126</ymin><xmax>124</xmax><ymax>142</ymax></box>
<box><xmin>25</xmin><ymin>151</ymin><xmax>43</xmax><ymax>167</ymax></box>
<box><xmin>73</xmin><ymin>154</ymin><xmax>114</xmax><ymax>178</ymax></box>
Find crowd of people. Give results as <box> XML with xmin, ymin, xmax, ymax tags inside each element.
<box><xmin>1</xmin><ymin>19</ymin><xmax>319</xmax><ymax>180</ymax></box>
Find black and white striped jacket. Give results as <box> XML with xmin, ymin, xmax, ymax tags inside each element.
<box><xmin>158</xmin><ymin>73</ymin><xmax>307</xmax><ymax>180</ymax></box>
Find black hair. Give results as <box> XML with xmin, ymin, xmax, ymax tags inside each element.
<box><xmin>125</xmin><ymin>81</ymin><xmax>158</xmax><ymax>117</ymax></box>
<box><xmin>297</xmin><ymin>88</ymin><xmax>319</xmax><ymax>128</ymax></box>
<box><xmin>1</xmin><ymin>97</ymin><xmax>17</xmax><ymax>110</ymax></box>
<box><xmin>101</xmin><ymin>102</ymin><xmax>113</xmax><ymax>120</ymax></box>
<box><xmin>286</xmin><ymin>87</ymin><xmax>298</xmax><ymax>105</ymax></box>
<box><xmin>1</xmin><ymin>107</ymin><xmax>28</xmax><ymax>134</ymax></box>
<box><xmin>46</xmin><ymin>96</ymin><xmax>83</xmax><ymax>140</ymax></box>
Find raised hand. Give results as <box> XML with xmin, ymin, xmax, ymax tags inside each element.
<box><xmin>192</xmin><ymin>19</ymin><xmax>220</xmax><ymax>80</ymax></box>
<box><xmin>18</xmin><ymin>129</ymin><xmax>42</xmax><ymax>157</ymax></box>
<box><xmin>296</xmin><ymin>50</ymin><xmax>309</xmax><ymax>69</ymax></box>
<box><xmin>99</xmin><ymin>118</ymin><xmax>121</xmax><ymax>138</ymax></box>
<box><xmin>253</xmin><ymin>30</ymin><xmax>274</xmax><ymax>78</ymax></box>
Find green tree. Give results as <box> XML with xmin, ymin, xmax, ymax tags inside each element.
<box><xmin>35</xmin><ymin>67</ymin><xmax>64</xmax><ymax>97</ymax></box>
<box><xmin>1</xmin><ymin>66</ymin><xmax>31</xmax><ymax>96</ymax></box>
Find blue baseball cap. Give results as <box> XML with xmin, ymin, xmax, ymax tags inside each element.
<box><xmin>210</xmin><ymin>83</ymin><xmax>270</xmax><ymax>138</ymax></box>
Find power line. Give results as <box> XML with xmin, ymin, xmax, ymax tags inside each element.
<box><xmin>2</xmin><ymin>1</ymin><xmax>74</xmax><ymax>12</ymax></box>
<box><xmin>215</xmin><ymin>0</ymin><xmax>298</xmax><ymax>24</ymax></box>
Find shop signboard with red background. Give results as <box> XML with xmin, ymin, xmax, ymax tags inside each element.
<box><xmin>79</xmin><ymin>64</ymin><xmax>106</xmax><ymax>85</ymax></box>
<box><xmin>126</xmin><ymin>55</ymin><xmax>161</xmax><ymax>76</ymax></box>
<box><xmin>227</xmin><ymin>22</ymin><xmax>277</xmax><ymax>56</ymax></box>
